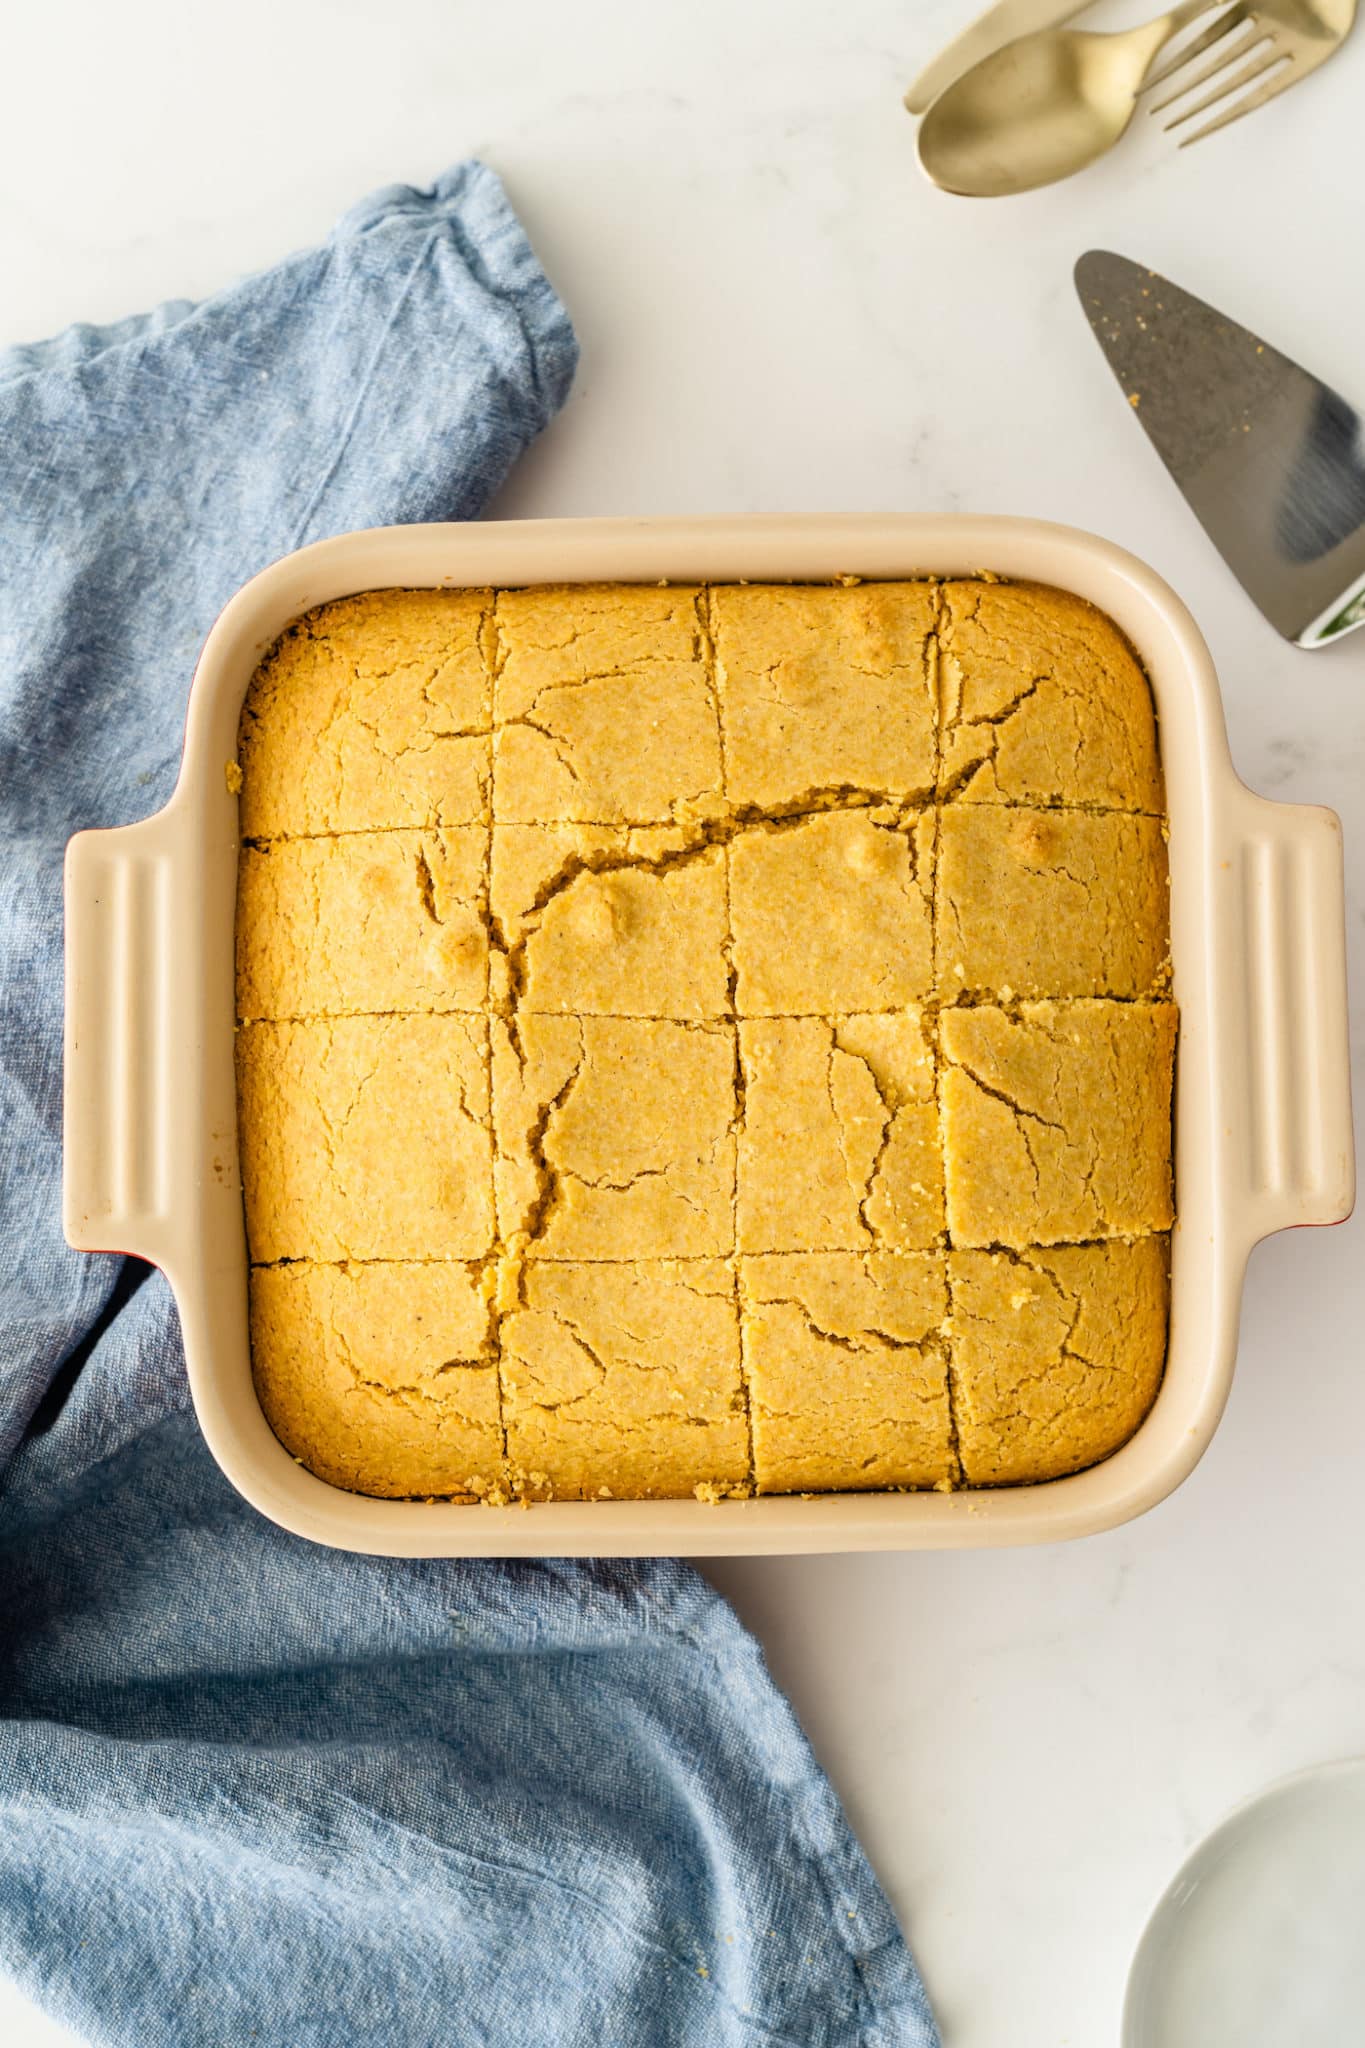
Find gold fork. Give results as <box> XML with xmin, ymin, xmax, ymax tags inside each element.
<box><xmin>1144</xmin><ymin>0</ymin><xmax>1357</xmax><ymax>145</ymax></box>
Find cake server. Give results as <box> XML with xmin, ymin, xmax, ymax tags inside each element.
<box><xmin>1077</xmin><ymin>251</ymin><xmax>1365</xmax><ymax>647</ymax></box>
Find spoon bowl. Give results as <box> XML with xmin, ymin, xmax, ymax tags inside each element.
<box><xmin>918</xmin><ymin>0</ymin><xmax>1219</xmax><ymax>196</ymax></box>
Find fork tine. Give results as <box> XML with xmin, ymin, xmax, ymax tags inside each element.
<box><xmin>1162</xmin><ymin>43</ymin><xmax>1287</xmax><ymax>127</ymax></box>
<box><xmin>1177</xmin><ymin>53</ymin><xmax>1300</xmax><ymax>142</ymax></box>
<box><xmin>1148</xmin><ymin>21</ymin><xmax>1267</xmax><ymax>112</ymax></box>
<box><xmin>1142</xmin><ymin>7</ymin><xmax>1246</xmax><ymax>96</ymax></box>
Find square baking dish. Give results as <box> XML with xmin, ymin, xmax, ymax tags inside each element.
<box><xmin>63</xmin><ymin>515</ymin><xmax>1355</xmax><ymax>1555</ymax></box>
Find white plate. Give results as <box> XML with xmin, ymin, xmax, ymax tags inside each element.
<box><xmin>1125</xmin><ymin>1758</ymin><xmax>1365</xmax><ymax>2047</ymax></box>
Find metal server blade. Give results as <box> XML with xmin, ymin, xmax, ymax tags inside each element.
<box><xmin>1076</xmin><ymin>250</ymin><xmax>1365</xmax><ymax>648</ymax></box>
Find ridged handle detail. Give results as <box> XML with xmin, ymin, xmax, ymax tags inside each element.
<box><xmin>64</xmin><ymin>820</ymin><xmax>182</xmax><ymax>1260</ymax></box>
<box><xmin>1227</xmin><ymin>792</ymin><xmax>1354</xmax><ymax>1240</ymax></box>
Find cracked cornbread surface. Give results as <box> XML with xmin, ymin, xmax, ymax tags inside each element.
<box><xmin>236</xmin><ymin>579</ymin><xmax>1175</xmax><ymax>1501</ymax></box>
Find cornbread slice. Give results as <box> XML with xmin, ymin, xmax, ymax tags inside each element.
<box><xmin>737</xmin><ymin>1013</ymin><xmax>943</xmax><ymax>1253</ymax></box>
<box><xmin>237</xmin><ymin>1014</ymin><xmax>493</xmax><ymax>1263</ymax></box>
<box><xmin>730</xmin><ymin>808</ymin><xmax>934</xmax><ymax>1015</ymax></box>
<box><xmin>500</xmin><ymin>1261</ymin><xmax>749</xmax><ymax>1499</ymax></box>
<box><xmin>250</xmin><ymin>1260</ymin><xmax>502</xmax><ymax>1498</ymax></box>
<box><xmin>940</xmin><ymin>1000</ymin><xmax>1176</xmax><ymax>1246</ymax></box>
<box><xmin>711</xmin><ymin>582</ymin><xmax>937</xmax><ymax>807</ymax></box>
<box><xmin>740</xmin><ymin>1253</ymin><xmax>953</xmax><ymax>1491</ymax></box>
<box><xmin>492</xmin><ymin>584</ymin><xmax>723</xmax><ymax>823</ymax></box>
<box><xmin>492</xmin><ymin>1014</ymin><xmax>737</xmax><ymax>1258</ymax></box>
<box><xmin>948</xmin><ymin>1239</ymin><xmax>1169</xmax><ymax>1483</ymax></box>
<box><xmin>515</xmin><ymin>840</ymin><xmax>730</xmax><ymax>1020</ymax></box>
<box><xmin>236</xmin><ymin>829</ymin><xmax>488</xmax><ymax>1019</ymax></box>
<box><xmin>939</xmin><ymin>581</ymin><xmax>1164</xmax><ymax>810</ymax></box>
<box><xmin>238</xmin><ymin>590</ymin><xmax>491</xmax><ymax>835</ymax></box>
<box><xmin>936</xmin><ymin>806</ymin><xmax>1170</xmax><ymax>1000</ymax></box>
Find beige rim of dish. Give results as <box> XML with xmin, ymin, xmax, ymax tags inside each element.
<box><xmin>62</xmin><ymin>515</ymin><xmax>1355</xmax><ymax>1556</ymax></box>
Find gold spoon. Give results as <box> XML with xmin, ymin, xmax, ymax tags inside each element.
<box><xmin>918</xmin><ymin>0</ymin><xmax>1228</xmax><ymax>196</ymax></box>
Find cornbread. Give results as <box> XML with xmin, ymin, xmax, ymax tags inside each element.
<box><xmin>236</xmin><ymin>579</ymin><xmax>1175</xmax><ymax>1502</ymax></box>
<box><xmin>492</xmin><ymin>585</ymin><xmax>723</xmax><ymax>823</ymax></box>
<box><xmin>237</xmin><ymin>589</ymin><xmax>491</xmax><ymax>834</ymax></box>
<box><xmin>736</xmin><ymin>1013</ymin><xmax>943</xmax><ymax>1254</ymax></box>
<box><xmin>729</xmin><ymin>809</ymin><xmax>934</xmax><ymax>1014</ymax></box>
<box><xmin>947</xmin><ymin>1239</ymin><xmax>1171</xmax><ymax>1485</ymax></box>
<box><xmin>501</xmin><ymin>1261</ymin><xmax>749</xmax><ymax>1500</ymax></box>
<box><xmin>740</xmin><ymin>1254</ymin><xmax>953</xmax><ymax>1492</ymax></box>
<box><xmin>939</xmin><ymin>1001</ymin><xmax>1177</xmax><ymax>1247</ymax></box>
<box><xmin>236</xmin><ymin>829</ymin><xmax>488</xmax><ymax>1019</ymax></box>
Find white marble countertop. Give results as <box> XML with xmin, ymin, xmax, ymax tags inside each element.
<box><xmin>4</xmin><ymin>2</ymin><xmax>1364</xmax><ymax>2041</ymax></box>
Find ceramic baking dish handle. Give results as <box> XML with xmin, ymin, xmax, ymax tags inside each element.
<box><xmin>63</xmin><ymin>809</ymin><xmax>198</xmax><ymax>1266</ymax></box>
<box><xmin>1218</xmin><ymin>788</ymin><xmax>1355</xmax><ymax>1247</ymax></box>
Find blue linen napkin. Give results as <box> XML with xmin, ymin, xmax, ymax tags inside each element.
<box><xmin>0</xmin><ymin>161</ymin><xmax>939</xmax><ymax>2048</ymax></box>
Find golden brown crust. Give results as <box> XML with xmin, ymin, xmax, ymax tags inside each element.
<box><xmin>936</xmin><ymin>806</ymin><xmax>1170</xmax><ymax>1001</ymax></box>
<box><xmin>236</xmin><ymin>829</ymin><xmax>488</xmax><ymax>1020</ymax></box>
<box><xmin>236</xmin><ymin>579</ymin><xmax>1174</xmax><ymax>1501</ymax></box>
<box><xmin>737</xmin><ymin>1013</ymin><xmax>943</xmax><ymax>1254</ymax></box>
<box><xmin>236</xmin><ymin>1014</ymin><xmax>493</xmax><ymax>1264</ymax></box>
<box><xmin>491</xmin><ymin>584</ymin><xmax>722</xmax><ymax>824</ymax></box>
<box><xmin>729</xmin><ymin>809</ymin><xmax>934</xmax><ymax>1015</ymax></box>
<box><xmin>491</xmin><ymin>1014</ymin><xmax>737</xmax><ymax>1260</ymax></box>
